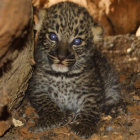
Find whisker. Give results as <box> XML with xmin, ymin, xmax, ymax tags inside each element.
<box><xmin>62</xmin><ymin>62</ymin><xmax>68</xmax><ymax>65</ymax></box>
<box><xmin>63</xmin><ymin>61</ymin><xmax>75</xmax><ymax>65</ymax></box>
<box><xmin>47</xmin><ymin>54</ymin><xmax>61</xmax><ymax>64</ymax></box>
<box><xmin>48</xmin><ymin>57</ymin><xmax>55</xmax><ymax>61</ymax></box>
<box><xmin>48</xmin><ymin>54</ymin><xmax>56</xmax><ymax>59</ymax></box>
<box><xmin>66</xmin><ymin>58</ymin><xmax>75</xmax><ymax>61</ymax></box>
<box><xmin>63</xmin><ymin>61</ymin><xmax>69</xmax><ymax>64</ymax></box>
<box><xmin>54</xmin><ymin>60</ymin><xmax>60</xmax><ymax>63</ymax></box>
<box><xmin>64</xmin><ymin>60</ymin><xmax>75</xmax><ymax>63</ymax></box>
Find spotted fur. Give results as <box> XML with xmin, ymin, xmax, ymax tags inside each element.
<box><xmin>28</xmin><ymin>2</ymin><xmax>120</xmax><ymax>138</ymax></box>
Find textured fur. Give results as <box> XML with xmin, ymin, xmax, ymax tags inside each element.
<box><xmin>28</xmin><ymin>2</ymin><xmax>120</xmax><ymax>138</ymax></box>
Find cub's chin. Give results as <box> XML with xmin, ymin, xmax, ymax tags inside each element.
<box><xmin>51</xmin><ymin>63</ymin><xmax>69</xmax><ymax>73</ymax></box>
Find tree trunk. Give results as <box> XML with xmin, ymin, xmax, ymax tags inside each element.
<box><xmin>0</xmin><ymin>0</ymin><xmax>34</xmax><ymax>136</ymax></box>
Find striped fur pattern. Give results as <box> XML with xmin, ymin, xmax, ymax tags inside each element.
<box><xmin>28</xmin><ymin>2</ymin><xmax>120</xmax><ymax>138</ymax></box>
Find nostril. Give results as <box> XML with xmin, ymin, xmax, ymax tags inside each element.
<box><xmin>58</xmin><ymin>54</ymin><xmax>65</xmax><ymax>61</ymax></box>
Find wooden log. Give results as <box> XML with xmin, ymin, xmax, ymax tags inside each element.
<box><xmin>0</xmin><ymin>0</ymin><xmax>34</xmax><ymax>135</ymax></box>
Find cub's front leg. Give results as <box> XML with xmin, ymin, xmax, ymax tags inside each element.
<box><xmin>28</xmin><ymin>93</ymin><xmax>68</xmax><ymax>132</ymax></box>
<box><xmin>70</xmin><ymin>95</ymin><xmax>102</xmax><ymax>139</ymax></box>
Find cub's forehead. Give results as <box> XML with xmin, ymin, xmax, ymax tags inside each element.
<box><xmin>46</xmin><ymin>2</ymin><xmax>92</xmax><ymax>23</ymax></box>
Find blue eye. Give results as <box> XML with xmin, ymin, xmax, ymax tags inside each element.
<box><xmin>49</xmin><ymin>33</ymin><xmax>58</xmax><ymax>41</ymax></box>
<box><xmin>73</xmin><ymin>38</ymin><xmax>82</xmax><ymax>45</ymax></box>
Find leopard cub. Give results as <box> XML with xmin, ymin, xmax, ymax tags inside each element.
<box><xmin>28</xmin><ymin>2</ymin><xmax>120</xmax><ymax>139</ymax></box>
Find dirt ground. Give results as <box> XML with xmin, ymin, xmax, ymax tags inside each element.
<box><xmin>0</xmin><ymin>34</ymin><xmax>140</xmax><ymax>140</ymax></box>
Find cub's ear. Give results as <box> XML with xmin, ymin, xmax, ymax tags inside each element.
<box><xmin>34</xmin><ymin>9</ymin><xmax>46</xmax><ymax>33</ymax></box>
<box><xmin>92</xmin><ymin>23</ymin><xmax>104</xmax><ymax>44</ymax></box>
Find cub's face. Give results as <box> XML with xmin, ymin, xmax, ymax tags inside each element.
<box><xmin>37</xmin><ymin>2</ymin><xmax>103</xmax><ymax>73</ymax></box>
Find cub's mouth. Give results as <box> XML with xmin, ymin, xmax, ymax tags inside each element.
<box><xmin>51</xmin><ymin>63</ymin><xmax>69</xmax><ymax>73</ymax></box>
<box><xmin>47</xmin><ymin>53</ymin><xmax>75</xmax><ymax>73</ymax></box>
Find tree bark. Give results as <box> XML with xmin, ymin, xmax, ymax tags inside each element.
<box><xmin>0</xmin><ymin>0</ymin><xmax>34</xmax><ymax>135</ymax></box>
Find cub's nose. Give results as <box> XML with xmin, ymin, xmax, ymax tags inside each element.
<box><xmin>56</xmin><ymin>47</ymin><xmax>69</xmax><ymax>61</ymax></box>
<box><xmin>58</xmin><ymin>53</ymin><xmax>66</xmax><ymax>61</ymax></box>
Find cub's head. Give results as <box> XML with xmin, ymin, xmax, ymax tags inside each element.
<box><xmin>36</xmin><ymin>2</ymin><xmax>103</xmax><ymax>74</ymax></box>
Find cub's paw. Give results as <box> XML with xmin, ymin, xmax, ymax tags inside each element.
<box><xmin>29</xmin><ymin>112</ymin><xmax>68</xmax><ymax>133</ymax></box>
<box><xmin>69</xmin><ymin>121</ymin><xmax>96</xmax><ymax>139</ymax></box>
<box><xmin>103</xmin><ymin>104</ymin><xmax>120</xmax><ymax>118</ymax></box>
